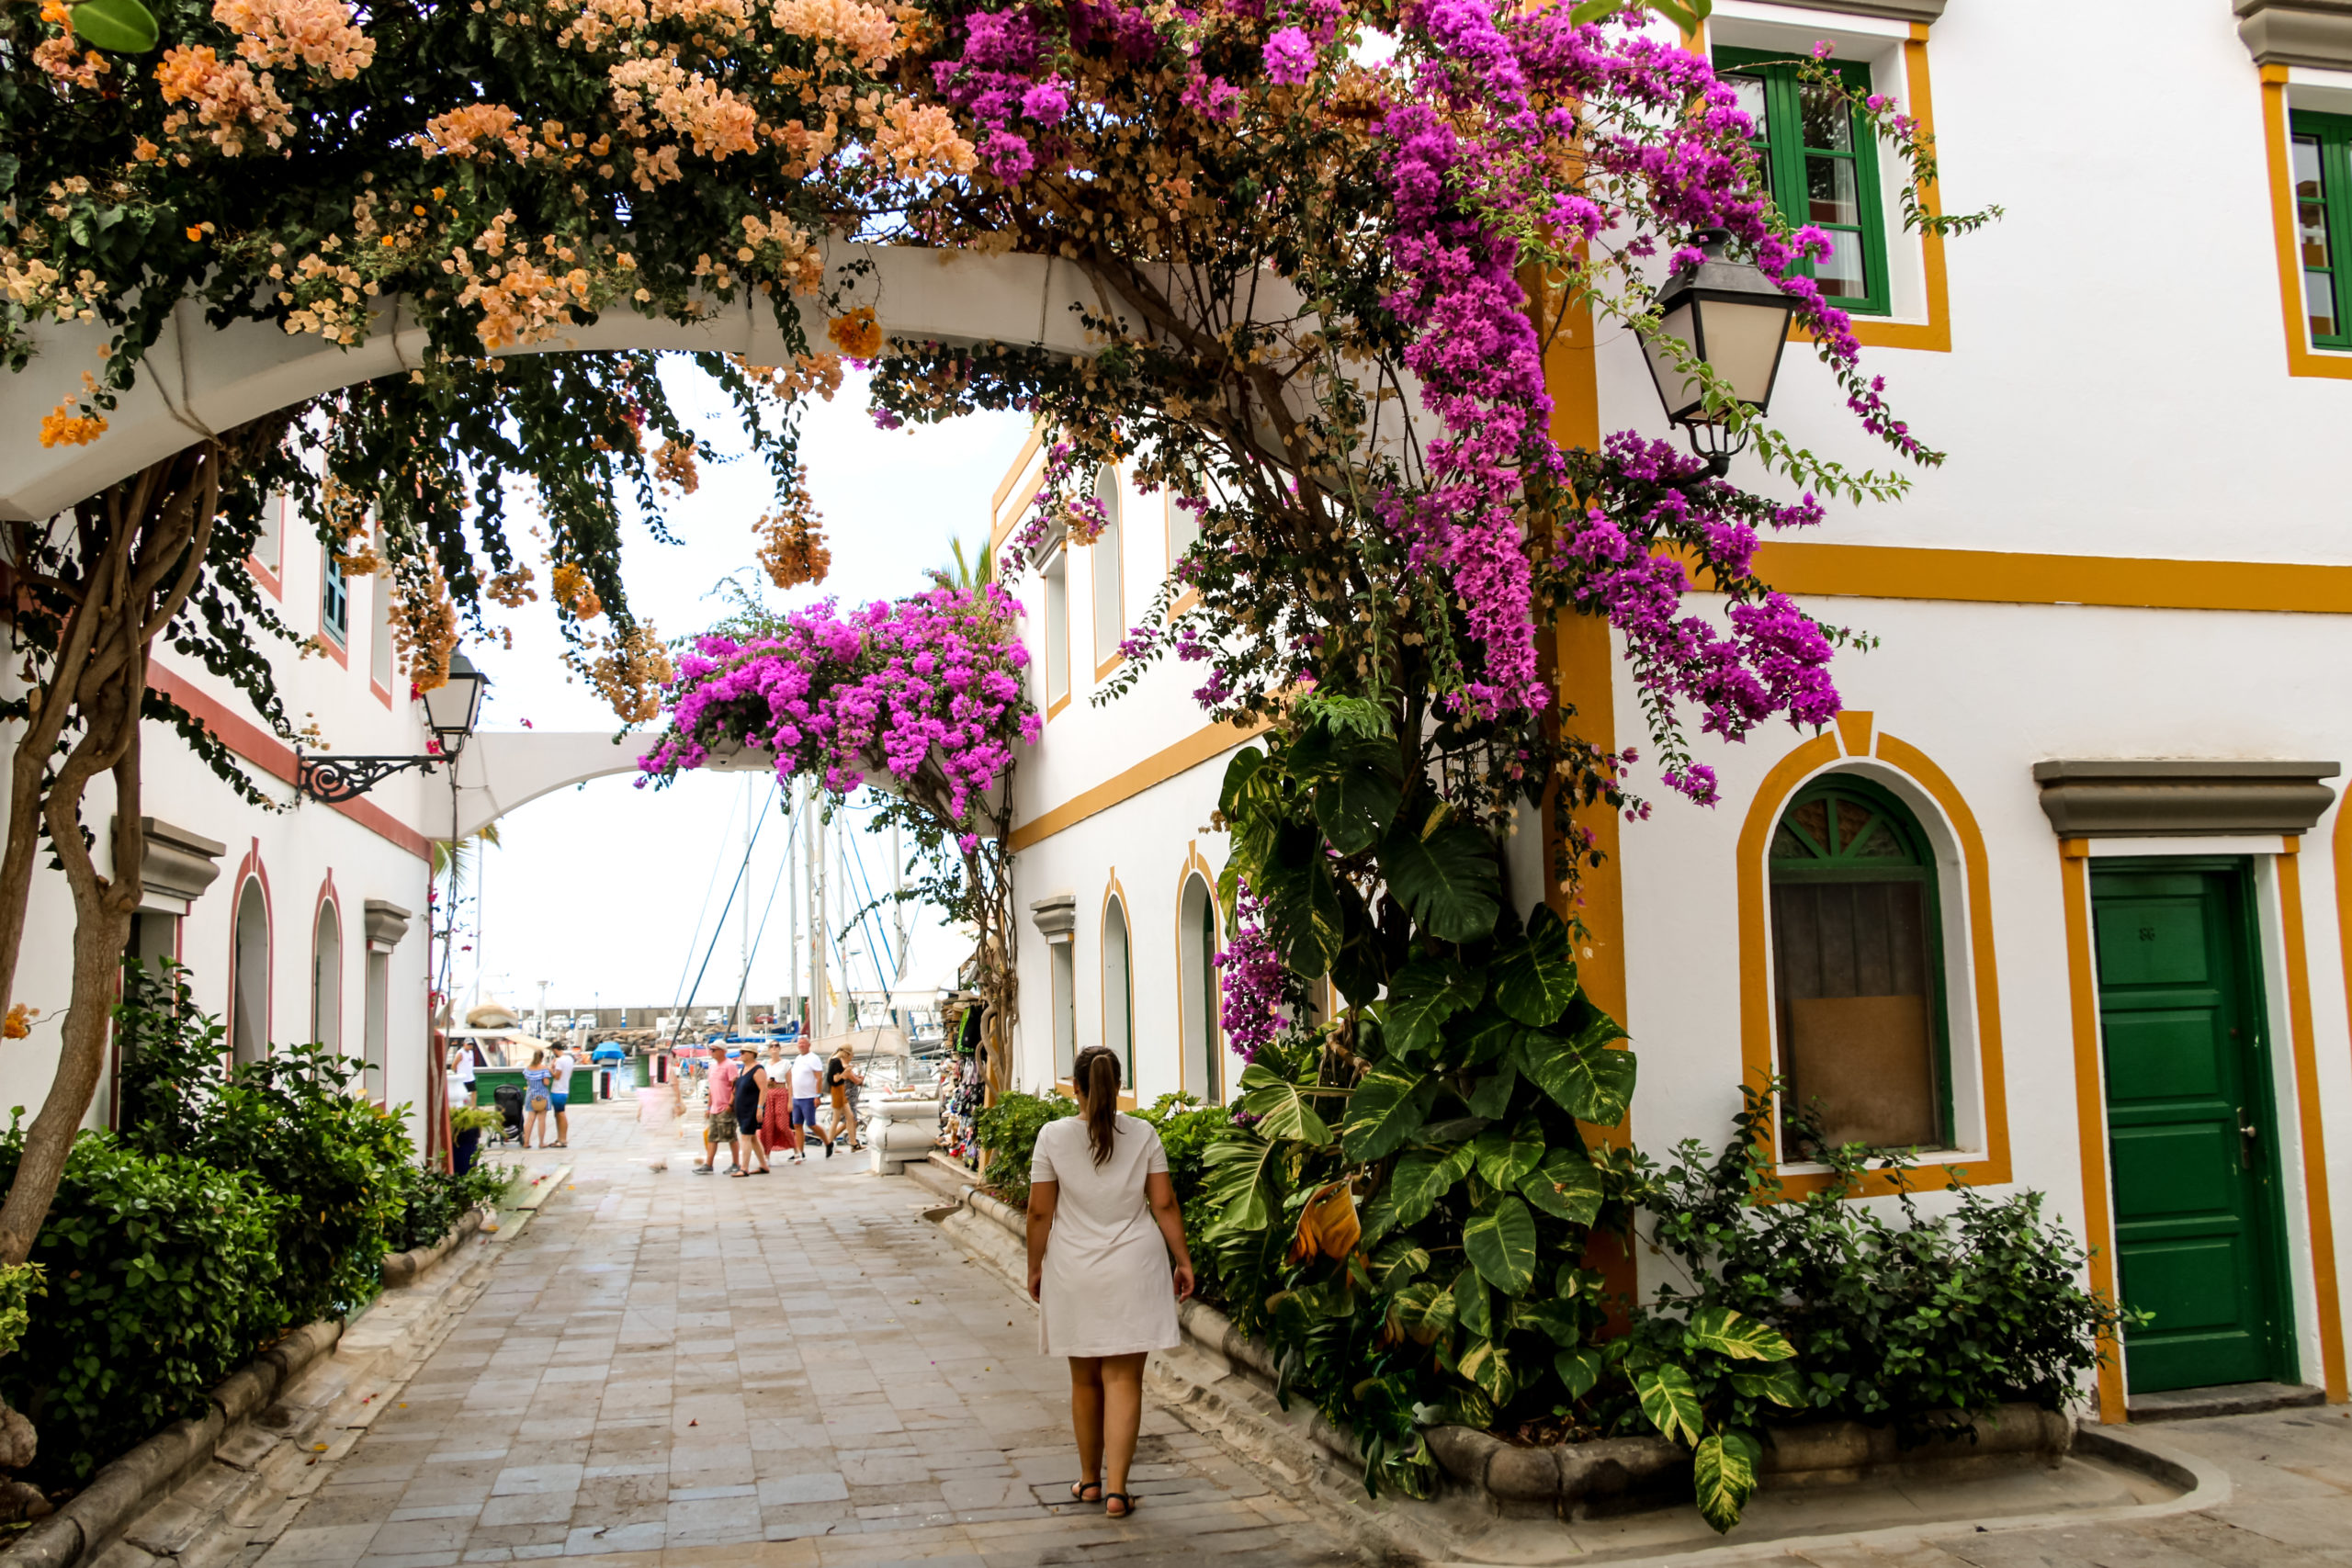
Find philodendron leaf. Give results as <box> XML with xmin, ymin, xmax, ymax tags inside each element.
<box><xmin>1463</xmin><ymin>1057</ymin><xmax>1518</xmax><ymax>1120</ymax></box>
<box><xmin>1385</xmin><ymin>1144</ymin><xmax>1473</xmax><ymax>1229</ymax></box>
<box><xmin>1510</xmin><ymin>1298</ymin><xmax>1581</xmax><ymax>1346</ymax></box>
<box><xmin>1453</xmin><ymin>1267</ymin><xmax>1491</xmax><ymax>1339</ymax></box>
<box><xmin>1202</xmin><ymin>1134</ymin><xmax>1279</xmax><ymax>1235</ymax></box>
<box><xmin>1492</xmin><ymin>904</ymin><xmax>1580</xmax><ymax>1027</ymax></box>
<box><xmin>1513</xmin><ymin>1025</ymin><xmax>1637</xmax><ymax>1126</ymax></box>
<box><xmin>1455</xmin><ymin>1337</ymin><xmax>1518</xmax><ymax>1406</ymax></box>
<box><xmin>1341</xmin><ymin>1066</ymin><xmax>1436</xmax><ymax>1162</ymax></box>
<box><xmin>1729</xmin><ymin>1366</ymin><xmax>1806</xmax><ymax>1408</ymax></box>
<box><xmin>1218</xmin><ymin>746</ymin><xmax>1267</xmax><ymax>822</ymax></box>
<box><xmin>1689</xmin><ymin>1306</ymin><xmax>1797</xmax><ymax>1362</ymax></box>
<box><xmin>1235</xmin><ymin>1063</ymin><xmax>1335</xmax><ymax>1146</ymax></box>
<box><xmin>1371</xmin><ymin>1236</ymin><xmax>1430</xmax><ymax>1288</ymax></box>
<box><xmin>1314</xmin><ymin>761</ymin><xmax>1403</xmax><ymax>856</ymax></box>
<box><xmin>1634</xmin><ymin>1364</ymin><xmax>1704</xmax><ymax>1448</ymax></box>
<box><xmin>1520</xmin><ymin>1147</ymin><xmax>1605</xmax><ymax>1225</ymax></box>
<box><xmin>1691</xmin><ymin>1430</ymin><xmax>1761</xmax><ymax>1535</ymax></box>
<box><xmin>1380</xmin><ymin>815</ymin><xmax>1501</xmax><ymax>943</ymax></box>
<box><xmin>68</xmin><ymin>0</ymin><xmax>159</xmax><ymax>51</ymax></box>
<box><xmin>1382</xmin><ymin>954</ymin><xmax>1484</xmax><ymax>1057</ymax></box>
<box><xmin>1470</xmin><ymin>1115</ymin><xmax>1544</xmax><ymax>1190</ymax></box>
<box><xmin>1462</xmin><ymin>1195</ymin><xmax>1537</xmax><ymax>1294</ymax></box>
<box><xmin>1389</xmin><ymin>1280</ymin><xmax>1455</xmax><ymax>1345</ymax></box>
<box><xmin>1555</xmin><ymin>1347</ymin><xmax>1606</xmax><ymax>1401</ymax></box>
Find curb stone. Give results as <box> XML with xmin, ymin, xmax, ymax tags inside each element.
<box><xmin>3</xmin><ymin>1207</ymin><xmax>506</xmax><ymax>1568</ymax></box>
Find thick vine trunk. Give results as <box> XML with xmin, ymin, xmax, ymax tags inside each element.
<box><xmin>0</xmin><ymin>435</ymin><xmax>254</xmax><ymax>1268</ymax></box>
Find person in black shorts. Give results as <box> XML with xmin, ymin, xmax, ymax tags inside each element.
<box><xmin>729</xmin><ymin>1049</ymin><xmax>771</xmax><ymax>1175</ymax></box>
<box><xmin>823</xmin><ymin>1044</ymin><xmax>865</xmax><ymax>1156</ymax></box>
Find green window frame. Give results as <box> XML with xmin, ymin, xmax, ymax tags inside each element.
<box><xmin>1714</xmin><ymin>48</ymin><xmax>1892</xmax><ymax>318</ymax></box>
<box><xmin>2290</xmin><ymin>109</ymin><xmax>2352</xmax><ymax>349</ymax></box>
<box><xmin>1767</xmin><ymin>774</ymin><xmax>1953</xmax><ymax>1153</ymax></box>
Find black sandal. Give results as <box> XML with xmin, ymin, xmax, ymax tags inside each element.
<box><xmin>1068</xmin><ymin>1480</ymin><xmax>1102</xmax><ymax>1504</ymax></box>
<box><xmin>1103</xmin><ymin>1492</ymin><xmax>1137</xmax><ymax>1518</ymax></box>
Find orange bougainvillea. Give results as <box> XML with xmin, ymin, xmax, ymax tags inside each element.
<box><xmin>754</xmin><ymin>467</ymin><xmax>831</xmax><ymax>591</ymax></box>
<box><xmin>37</xmin><ymin>396</ymin><xmax>105</xmax><ymax>448</ymax></box>
<box><xmin>551</xmin><ymin>562</ymin><xmax>603</xmax><ymax>620</ymax></box>
<box><xmin>2</xmin><ymin>1005</ymin><xmax>39</xmax><ymax>1040</ymax></box>
<box><xmin>826</xmin><ymin>307</ymin><xmax>882</xmax><ymax>360</ymax></box>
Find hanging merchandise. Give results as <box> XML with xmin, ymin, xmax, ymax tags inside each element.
<box><xmin>937</xmin><ymin>1040</ymin><xmax>984</xmax><ymax>1168</ymax></box>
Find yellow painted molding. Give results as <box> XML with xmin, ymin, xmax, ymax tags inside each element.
<box><xmin>2058</xmin><ymin>840</ymin><xmax>2128</xmax><ymax>1425</ymax></box>
<box><xmin>1010</xmin><ymin>717</ymin><xmax>1272</xmax><ymax>852</ymax></box>
<box><xmin>992</xmin><ymin>425</ymin><xmax>1045</xmax><ymax>531</ymax></box>
<box><xmin>2278</xmin><ymin>847</ymin><xmax>2351</xmax><ymax>1402</ymax></box>
<box><xmin>2263</xmin><ymin>67</ymin><xmax>2352</xmax><ymax>380</ymax></box>
<box><xmin>1834</xmin><ymin>708</ymin><xmax>1874</xmax><ymax>757</ymax></box>
<box><xmin>1741</xmin><ymin>542</ymin><xmax>2352</xmax><ymax>615</ymax></box>
<box><xmin>1735</xmin><ymin>729</ymin><xmax>2011</xmax><ymax>1199</ymax></box>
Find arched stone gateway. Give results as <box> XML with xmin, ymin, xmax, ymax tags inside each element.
<box><xmin>446</xmin><ymin>730</ymin><xmax>901</xmax><ymax>841</ymax></box>
<box><xmin>0</xmin><ymin>243</ymin><xmax>1103</xmax><ymax>521</ymax></box>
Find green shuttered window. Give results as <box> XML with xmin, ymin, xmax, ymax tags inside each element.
<box><xmin>2290</xmin><ymin>110</ymin><xmax>2352</xmax><ymax>349</ymax></box>
<box><xmin>1716</xmin><ymin>48</ymin><xmax>1892</xmax><ymax>318</ymax></box>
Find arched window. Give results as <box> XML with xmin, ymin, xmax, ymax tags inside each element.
<box><xmin>311</xmin><ymin>899</ymin><xmax>342</xmax><ymax>1053</ymax></box>
<box><xmin>1091</xmin><ymin>464</ymin><xmax>1124</xmax><ymax>675</ymax></box>
<box><xmin>232</xmin><ymin>878</ymin><xmax>269</xmax><ymax>1065</ymax></box>
<box><xmin>1770</xmin><ymin>775</ymin><xmax>1950</xmax><ymax>1152</ymax></box>
<box><xmin>1102</xmin><ymin>895</ymin><xmax>1133</xmax><ymax>1088</ymax></box>
<box><xmin>1177</xmin><ymin>875</ymin><xmax>1220</xmax><ymax>1102</ymax></box>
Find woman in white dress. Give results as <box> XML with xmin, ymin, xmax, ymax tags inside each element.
<box><xmin>1026</xmin><ymin>1045</ymin><xmax>1194</xmax><ymax>1519</ymax></box>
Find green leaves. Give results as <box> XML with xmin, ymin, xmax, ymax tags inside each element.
<box><xmin>1470</xmin><ymin>1115</ymin><xmax>1544</xmax><ymax>1190</ymax></box>
<box><xmin>1455</xmin><ymin>1337</ymin><xmax>1518</xmax><ymax>1406</ymax></box>
<box><xmin>1314</xmin><ymin>760</ymin><xmax>1403</xmax><ymax>856</ymax></box>
<box><xmin>67</xmin><ymin>0</ymin><xmax>159</xmax><ymax>51</ymax></box>
<box><xmin>1380</xmin><ymin>955</ymin><xmax>1483</xmax><ymax>1057</ymax></box>
<box><xmin>1235</xmin><ymin>1064</ymin><xmax>1335</xmax><ymax>1146</ymax></box>
<box><xmin>1340</xmin><ymin>1067</ymin><xmax>1435</xmax><ymax>1162</ymax></box>
<box><xmin>1388</xmin><ymin>1281</ymin><xmax>1455</xmax><ymax>1345</ymax></box>
<box><xmin>1555</xmin><ymin>1347</ymin><xmax>1605</xmax><ymax>1401</ymax></box>
<box><xmin>1462</xmin><ymin>1195</ymin><xmax>1537</xmax><ymax>1294</ymax></box>
<box><xmin>1691</xmin><ymin>1431</ymin><xmax>1760</xmax><ymax>1535</ymax></box>
<box><xmin>1689</xmin><ymin>1306</ymin><xmax>1797</xmax><ymax>1363</ymax></box>
<box><xmin>1385</xmin><ymin>1142</ymin><xmax>1475</xmax><ymax>1229</ymax></box>
<box><xmin>1203</xmin><ymin>1134</ymin><xmax>1282</xmax><ymax>1234</ymax></box>
<box><xmin>1379</xmin><ymin>808</ymin><xmax>1500</xmax><ymax>943</ymax></box>
<box><xmin>1513</xmin><ymin>1019</ymin><xmax>1636</xmax><ymax>1126</ymax></box>
<box><xmin>1520</xmin><ymin>1148</ymin><xmax>1604</xmax><ymax>1225</ymax></box>
<box><xmin>1634</xmin><ymin>1364</ymin><xmax>1704</xmax><ymax>1447</ymax></box>
<box><xmin>1492</xmin><ymin>906</ymin><xmax>1579</xmax><ymax>1027</ymax></box>
<box><xmin>1729</xmin><ymin>1365</ymin><xmax>1805</xmax><ymax>1408</ymax></box>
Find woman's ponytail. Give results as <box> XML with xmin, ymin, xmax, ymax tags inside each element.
<box><xmin>1073</xmin><ymin>1045</ymin><xmax>1121</xmax><ymax>1166</ymax></box>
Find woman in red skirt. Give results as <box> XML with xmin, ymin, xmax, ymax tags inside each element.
<box><xmin>757</xmin><ymin>1043</ymin><xmax>794</xmax><ymax>1155</ymax></box>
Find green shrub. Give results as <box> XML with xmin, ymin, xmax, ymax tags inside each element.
<box><xmin>392</xmin><ymin>1160</ymin><xmax>518</xmax><ymax>1251</ymax></box>
<box><xmin>975</xmin><ymin>1089</ymin><xmax>1076</xmax><ymax>1208</ymax></box>
<box><xmin>448</xmin><ymin>1104</ymin><xmax>503</xmax><ymax>1136</ymax></box>
<box><xmin>1135</xmin><ymin>1093</ymin><xmax>1234</xmax><ymax>1303</ymax></box>
<box><xmin>1627</xmin><ymin>1082</ymin><xmax>2129</xmax><ymax>1439</ymax></box>
<box><xmin>0</xmin><ymin>1130</ymin><xmax>284</xmax><ymax>1484</ymax></box>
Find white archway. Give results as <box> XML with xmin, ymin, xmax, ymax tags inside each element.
<box><xmin>1</xmin><ymin>243</ymin><xmax>1104</xmax><ymax>521</ymax></box>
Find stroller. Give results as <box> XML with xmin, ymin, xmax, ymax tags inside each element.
<box><xmin>488</xmin><ymin>1083</ymin><xmax>527</xmax><ymax>1148</ymax></box>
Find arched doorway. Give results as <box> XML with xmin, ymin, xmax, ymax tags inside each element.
<box><xmin>232</xmin><ymin>878</ymin><xmax>270</xmax><ymax>1065</ymax></box>
<box><xmin>1177</xmin><ymin>874</ymin><xmax>1220</xmax><ymax>1103</ymax></box>
<box><xmin>1102</xmin><ymin>894</ymin><xmax>1133</xmax><ymax>1089</ymax></box>
<box><xmin>311</xmin><ymin>898</ymin><xmax>343</xmax><ymax>1055</ymax></box>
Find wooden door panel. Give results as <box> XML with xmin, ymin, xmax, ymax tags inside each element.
<box><xmin>2110</xmin><ymin>1123</ymin><xmax>2243</xmax><ymax>1225</ymax></box>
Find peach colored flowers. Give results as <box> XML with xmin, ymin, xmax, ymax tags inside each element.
<box><xmin>38</xmin><ymin>396</ymin><xmax>106</xmax><ymax>448</ymax></box>
<box><xmin>420</xmin><ymin>103</ymin><xmax>537</xmax><ymax>162</ymax></box>
<box><xmin>214</xmin><ymin>0</ymin><xmax>375</xmax><ymax>79</ymax></box>
<box><xmin>156</xmin><ymin>44</ymin><xmax>293</xmax><ymax>153</ymax></box>
<box><xmin>869</xmin><ymin>96</ymin><xmax>975</xmax><ymax>182</ymax></box>
<box><xmin>608</xmin><ymin>57</ymin><xmax>759</xmax><ymax>161</ymax></box>
<box><xmin>826</xmin><ymin>307</ymin><xmax>881</xmax><ymax>359</ymax></box>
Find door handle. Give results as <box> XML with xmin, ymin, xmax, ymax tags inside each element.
<box><xmin>2239</xmin><ymin>1107</ymin><xmax>2259</xmax><ymax>1170</ymax></box>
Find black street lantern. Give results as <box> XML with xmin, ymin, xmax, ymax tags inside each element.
<box><xmin>298</xmin><ymin>651</ymin><xmax>491</xmax><ymax>805</ymax></box>
<box><xmin>1641</xmin><ymin>229</ymin><xmax>1799</xmax><ymax>474</ymax></box>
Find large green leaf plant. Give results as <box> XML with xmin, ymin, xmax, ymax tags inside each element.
<box><xmin>1202</xmin><ymin>697</ymin><xmax>1795</xmax><ymax>1529</ymax></box>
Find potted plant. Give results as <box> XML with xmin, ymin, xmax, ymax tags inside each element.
<box><xmin>449</xmin><ymin>1105</ymin><xmax>501</xmax><ymax>1177</ymax></box>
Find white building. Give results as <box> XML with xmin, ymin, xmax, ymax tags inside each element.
<box><xmin>993</xmin><ymin>0</ymin><xmax>2352</xmax><ymax>1422</ymax></box>
<box><xmin>6</xmin><ymin>491</ymin><xmax>439</xmax><ymax>1148</ymax></box>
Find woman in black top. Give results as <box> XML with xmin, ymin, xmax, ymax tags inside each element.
<box><xmin>824</xmin><ymin>1045</ymin><xmax>864</xmax><ymax>1156</ymax></box>
<box><xmin>731</xmin><ymin>1055</ymin><xmax>772</xmax><ymax>1174</ymax></box>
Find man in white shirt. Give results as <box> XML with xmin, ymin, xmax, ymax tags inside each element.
<box><xmin>445</xmin><ymin>1043</ymin><xmax>476</xmax><ymax>1117</ymax></box>
<box><xmin>786</xmin><ymin>1039</ymin><xmax>826</xmax><ymax>1164</ymax></box>
<box><xmin>548</xmin><ymin>1043</ymin><xmax>577</xmax><ymax>1148</ymax></box>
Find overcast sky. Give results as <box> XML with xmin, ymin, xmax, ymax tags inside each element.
<box><xmin>451</xmin><ymin>360</ymin><xmax>1031</xmax><ymax>1020</ymax></box>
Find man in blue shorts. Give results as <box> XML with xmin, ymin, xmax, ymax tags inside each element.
<box><xmin>785</xmin><ymin>1037</ymin><xmax>825</xmax><ymax>1165</ymax></box>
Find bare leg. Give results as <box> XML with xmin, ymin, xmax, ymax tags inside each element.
<box><xmin>1101</xmin><ymin>1353</ymin><xmax>1148</xmax><ymax>1512</ymax></box>
<box><xmin>1068</xmin><ymin>1356</ymin><xmax>1105</xmax><ymax>1495</ymax></box>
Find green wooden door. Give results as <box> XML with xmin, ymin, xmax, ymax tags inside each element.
<box><xmin>2091</xmin><ymin>862</ymin><xmax>2290</xmax><ymax>1393</ymax></box>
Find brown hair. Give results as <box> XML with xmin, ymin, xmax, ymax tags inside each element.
<box><xmin>529</xmin><ymin>1048</ymin><xmax>545</xmax><ymax>1067</ymax></box>
<box><xmin>1073</xmin><ymin>1045</ymin><xmax>1122</xmax><ymax>1166</ymax></box>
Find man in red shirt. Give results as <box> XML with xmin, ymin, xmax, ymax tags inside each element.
<box><xmin>694</xmin><ymin>1046</ymin><xmax>741</xmax><ymax>1174</ymax></box>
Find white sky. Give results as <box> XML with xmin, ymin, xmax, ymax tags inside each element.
<box><xmin>453</xmin><ymin>359</ymin><xmax>1032</xmax><ymax>1018</ymax></box>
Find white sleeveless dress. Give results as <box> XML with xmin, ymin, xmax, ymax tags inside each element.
<box><xmin>1030</xmin><ymin>1115</ymin><xmax>1181</xmax><ymax>1358</ymax></box>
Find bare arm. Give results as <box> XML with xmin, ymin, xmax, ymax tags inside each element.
<box><xmin>1025</xmin><ymin>1180</ymin><xmax>1057</xmax><ymax>1302</ymax></box>
<box><xmin>1147</xmin><ymin>1171</ymin><xmax>1195</xmax><ymax>1302</ymax></box>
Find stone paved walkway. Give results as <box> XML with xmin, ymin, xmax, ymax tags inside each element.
<box><xmin>254</xmin><ymin>1093</ymin><xmax>1356</xmax><ymax>1568</ymax></box>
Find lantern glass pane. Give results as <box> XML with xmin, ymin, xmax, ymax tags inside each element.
<box><xmin>1642</xmin><ymin>299</ymin><xmax>1704</xmax><ymax>424</ymax></box>
<box><xmin>1697</xmin><ymin>298</ymin><xmax>1793</xmax><ymax>409</ymax></box>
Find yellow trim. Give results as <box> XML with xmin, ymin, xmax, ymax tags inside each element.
<box><xmin>1174</xmin><ymin>843</ymin><xmax>1223</xmax><ymax>1103</ymax></box>
<box><xmin>1100</xmin><ymin>873</ymin><xmax>1134</xmax><ymax>1086</ymax></box>
<box><xmin>1046</xmin><ymin>692</ymin><xmax>1070</xmax><ymax>722</ymax></box>
<box><xmin>1738</xmin><ymin>542</ymin><xmax>2352</xmax><ymax>615</ymax></box>
<box><xmin>2262</xmin><ymin>65</ymin><xmax>2352</xmax><ymax>380</ymax></box>
<box><xmin>993</xmin><ymin>465</ymin><xmax>1046</xmax><ymax>557</ymax></box>
<box><xmin>1093</xmin><ymin>653</ymin><xmax>1124</xmax><ymax>682</ymax></box>
<box><xmin>2058</xmin><ymin>838</ymin><xmax>2128</xmax><ymax>1425</ymax></box>
<box><xmin>991</xmin><ymin>426</ymin><xmax>1046</xmax><ymax>546</ymax></box>
<box><xmin>1833</xmin><ymin>708</ymin><xmax>1873</xmax><ymax>757</ymax></box>
<box><xmin>1010</xmin><ymin>717</ymin><xmax>1272</xmax><ymax>852</ymax></box>
<box><xmin>2277</xmin><ymin>843</ymin><xmax>2349</xmax><ymax>1402</ymax></box>
<box><xmin>1734</xmin><ymin>728</ymin><xmax>2011</xmax><ymax>1199</ymax></box>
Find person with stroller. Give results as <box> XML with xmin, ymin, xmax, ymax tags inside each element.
<box><xmin>522</xmin><ymin>1048</ymin><xmax>554</xmax><ymax>1149</ymax></box>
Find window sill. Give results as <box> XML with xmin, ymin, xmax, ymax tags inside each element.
<box><xmin>1769</xmin><ymin>1145</ymin><xmax>1993</xmax><ymax>1200</ymax></box>
<box><xmin>1046</xmin><ymin>693</ymin><xmax>1071</xmax><ymax>720</ymax></box>
<box><xmin>1794</xmin><ymin>313</ymin><xmax>1949</xmax><ymax>354</ymax></box>
<box><xmin>315</xmin><ymin>632</ymin><xmax>348</xmax><ymax>669</ymax></box>
<box><xmin>249</xmin><ymin>558</ymin><xmax>282</xmax><ymax>599</ymax></box>
<box><xmin>1093</xmin><ymin>653</ymin><xmax>1124</xmax><ymax>682</ymax></box>
<box><xmin>1166</xmin><ymin>588</ymin><xmax>1201</xmax><ymax>621</ymax></box>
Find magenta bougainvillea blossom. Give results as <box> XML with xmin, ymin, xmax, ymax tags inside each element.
<box><xmin>1213</xmin><ymin>882</ymin><xmax>1288</xmax><ymax>1064</ymax></box>
<box><xmin>639</xmin><ymin>585</ymin><xmax>1039</xmax><ymax>827</ymax></box>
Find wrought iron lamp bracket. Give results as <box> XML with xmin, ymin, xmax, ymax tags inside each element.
<box><xmin>295</xmin><ymin>751</ymin><xmax>447</xmax><ymax>804</ymax></box>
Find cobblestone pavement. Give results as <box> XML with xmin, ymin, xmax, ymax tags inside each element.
<box><xmin>250</xmin><ymin>1094</ymin><xmax>1356</xmax><ymax>1568</ymax></box>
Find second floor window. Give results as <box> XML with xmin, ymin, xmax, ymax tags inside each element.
<box><xmin>1718</xmin><ymin>48</ymin><xmax>1891</xmax><ymax>317</ymax></box>
<box><xmin>2293</xmin><ymin>110</ymin><xmax>2352</xmax><ymax>347</ymax></box>
<box><xmin>322</xmin><ymin>555</ymin><xmax>348</xmax><ymax>646</ymax></box>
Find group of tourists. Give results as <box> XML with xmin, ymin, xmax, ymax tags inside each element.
<box><xmin>692</xmin><ymin>1037</ymin><xmax>864</xmax><ymax>1176</ymax></box>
